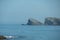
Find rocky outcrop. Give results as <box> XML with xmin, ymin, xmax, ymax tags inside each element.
<box><xmin>0</xmin><ymin>36</ymin><xmax>6</xmax><ymax>39</ymax></box>
<box><xmin>0</xmin><ymin>35</ymin><xmax>15</xmax><ymax>40</ymax></box>
<box><xmin>27</xmin><ymin>18</ymin><xmax>42</xmax><ymax>25</ymax></box>
<box><xmin>44</xmin><ymin>17</ymin><xmax>60</xmax><ymax>25</ymax></box>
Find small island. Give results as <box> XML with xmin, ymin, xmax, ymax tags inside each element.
<box><xmin>22</xmin><ymin>17</ymin><xmax>60</xmax><ymax>25</ymax></box>
<box><xmin>27</xmin><ymin>18</ymin><xmax>43</xmax><ymax>25</ymax></box>
<box><xmin>44</xmin><ymin>17</ymin><xmax>60</xmax><ymax>25</ymax></box>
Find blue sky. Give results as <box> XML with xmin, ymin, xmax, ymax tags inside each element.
<box><xmin>0</xmin><ymin>0</ymin><xmax>60</xmax><ymax>24</ymax></box>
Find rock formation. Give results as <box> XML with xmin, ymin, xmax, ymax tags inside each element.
<box><xmin>0</xmin><ymin>36</ymin><xmax>6</xmax><ymax>39</ymax></box>
<box><xmin>0</xmin><ymin>35</ymin><xmax>15</xmax><ymax>40</ymax></box>
<box><xmin>27</xmin><ymin>18</ymin><xmax>42</xmax><ymax>25</ymax></box>
<box><xmin>44</xmin><ymin>17</ymin><xmax>60</xmax><ymax>25</ymax></box>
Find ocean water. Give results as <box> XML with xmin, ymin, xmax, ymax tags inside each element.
<box><xmin>0</xmin><ymin>24</ymin><xmax>60</xmax><ymax>40</ymax></box>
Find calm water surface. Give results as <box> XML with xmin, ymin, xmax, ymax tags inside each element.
<box><xmin>0</xmin><ymin>24</ymin><xmax>60</xmax><ymax>40</ymax></box>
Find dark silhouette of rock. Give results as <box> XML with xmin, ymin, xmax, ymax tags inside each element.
<box><xmin>27</xmin><ymin>18</ymin><xmax>42</xmax><ymax>25</ymax></box>
<box><xmin>21</xmin><ymin>24</ymin><xmax>26</xmax><ymax>25</ymax></box>
<box><xmin>0</xmin><ymin>36</ymin><xmax>6</xmax><ymax>39</ymax></box>
<box><xmin>0</xmin><ymin>35</ymin><xmax>15</xmax><ymax>40</ymax></box>
<box><xmin>44</xmin><ymin>17</ymin><xmax>60</xmax><ymax>25</ymax></box>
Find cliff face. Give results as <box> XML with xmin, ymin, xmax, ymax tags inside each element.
<box><xmin>44</xmin><ymin>17</ymin><xmax>60</xmax><ymax>25</ymax></box>
<box><xmin>27</xmin><ymin>18</ymin><xmax>42</xmax><ymax>25</ymax></box>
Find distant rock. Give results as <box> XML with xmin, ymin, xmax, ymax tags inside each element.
<box><xmin>21</xmin><ymin>24</ymin><xmax>25</xmax><ymax>25</ymax></box>
<box><xmin>44</xmin><ymin>17</ymin><xmax>60</xmax><ymax>25</ymax></box>
<box><xmin>27</xmin><ymin>18</ymin><xmax>42</xmax><ymax>25</ymax></box>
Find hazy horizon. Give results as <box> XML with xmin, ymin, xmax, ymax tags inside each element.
<box><xmin>0</xmin><ymin>0</ymin><xmax>60</xmax><ymax>24</ymax></box>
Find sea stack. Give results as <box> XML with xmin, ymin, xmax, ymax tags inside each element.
<box><xmin>44</xmin><ymin>17</ymin><xmax>60</xmax><ymax>25</ymax></box>
<box><xmin>27</xmin><ymin>18</ymin><xmax>42</xmax><ymax>25</ymax></box>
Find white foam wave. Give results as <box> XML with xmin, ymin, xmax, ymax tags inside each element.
<box><xmin>4</xmin><ymin>36</ymin><xmax>15</xmax><ymax>39</ymax></box>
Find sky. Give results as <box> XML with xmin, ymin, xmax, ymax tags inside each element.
<box><xmin>0</xmin><ymin>0</ymin><xmax>60</xmax><ymax>24</ymax></box>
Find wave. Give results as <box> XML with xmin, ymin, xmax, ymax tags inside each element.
<box><xmin>4</xmin><ymin>35</ymin><xmax>26</xmax><ymax>39</ymax></box>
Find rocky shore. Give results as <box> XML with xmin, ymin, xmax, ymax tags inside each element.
<box><xmin>0</xmin><ymin>36</ymin><xmax>6</xmax><ymax>40</ymax></box>
<box><xmin>0</xmin><ymin>35</ymin><xmax>15</xmax><ymax>40</ymax></box>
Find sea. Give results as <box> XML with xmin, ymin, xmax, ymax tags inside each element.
<box><xmin>0</xmin><ymin>24</ymin><xmax>60</xmax><ymax>40</ymax></box>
